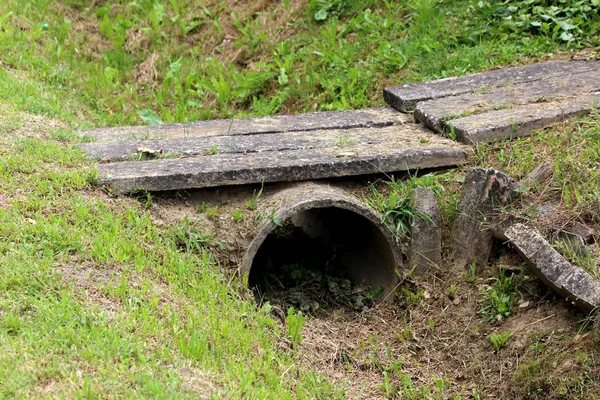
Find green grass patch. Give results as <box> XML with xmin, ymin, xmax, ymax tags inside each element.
<box><xmin>0</xmin><ymin>0</ymin><xmax>568</xmax><ymax>126</ymax></box>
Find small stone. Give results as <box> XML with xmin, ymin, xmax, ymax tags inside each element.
<box><xmin>519</xmin><ymin>301</ymin><xmax>530</xmax><ymax>309</ymax></box>
<box><xmin>137</xmin><ymin>145</ymin><xmax>163</xmax><ymax>157</ymax></box>
<box><xmin>534</xmin><ymin>203</ymin><xmax>558</xmax><ymax>219</ymax></box>
<box><xmin>453</xmin><ymin>297</ymin><xmax>461</xmax><ymax>305</ymax></box>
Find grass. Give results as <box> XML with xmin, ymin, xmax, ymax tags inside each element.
<box><xmin>489</xmin><ymin>331</ymin><xmax>511</xmax><ymax>351</ymax></box>
<box><xmin>512</xmin><ymin>331</ymin><xmax>600</xmax><ymax>399</ymax></box>
<box><xmin>0</xmin><ymin>0</ymin><xmax>569</xmax><ymax>127</ymax></box>
<box><xmin>0</xmin><ymin>0</ymin><xmax>599</xmax><ymax>397</ymax></box>
<box><xmin>0</xmin><ymin>73</ymin><xmax>342</xmax><ymax>398</ymax></box>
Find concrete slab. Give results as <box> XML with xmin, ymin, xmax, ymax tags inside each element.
<box><xmin>97</xmin><ymin>135</ymin><xmax>470</xmax><ymax>192</ymax></box>
<box><xmin>82</xmin><ymin>107</ymin><xmax>408</xmax><ymax>142</ymax></box>
<box><xmin>384</xmin><ymin>60</ymin><xmax>600</xmax><ymax>112</ymax></box>
<box><xmin>452</xmin><ymin>168</ymin><xmax>517</xmax><ymax>269</ymax></box>
<box><xmin>449</xmin><ymin>93</ymin><xmax>600</xmax><ymax>144</ymax></box>
<box><xmin>79</xmin><ymin>125</ymin><xmax>441</xmax><ymax>162</ymax></box>
<box><xmin>414</xmin><ymin>70</ymin><xmax>600</xmax><ymax>133</ymax></box>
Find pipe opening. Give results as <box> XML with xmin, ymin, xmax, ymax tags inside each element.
<box><xmin>248</xmin><ymin>207</ymin><xmax>397</xmax><ymax>311</ymax></box>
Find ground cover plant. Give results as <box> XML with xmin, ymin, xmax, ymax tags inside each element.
<box><xmin>1</xmin><ymin>0</ymin><xmax>600</xmax><ymax>398</ymax></box>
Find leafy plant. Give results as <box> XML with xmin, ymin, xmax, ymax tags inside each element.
<box><xmin>170</xmin><ymin>217</ymin><xmax>217</xmax><ymax>254</ymax></box>
<box><xmin>232</xmin><ymin>209</ymin><xmax>244</xmax><ymax>222</ymax></box>
<box><xmin>332</xmin><ymin>131</ymin><xmax>358</xmax><ymax>147</ymax></box>
<box><xmin>285</xmin><ymin>307</ymin><xmax>306</xmax><ymax>349</ymax></box>
<box><xmin>368</xmin><ymin>183</ymin><xmax>434</xmax><ymax>239</ymax></box>
<box><xmin>307</xmin><ymin>0</ymin><xmax>369</xmax><ymax>21</ymax></box>
<box><xmin>137</xmin><ymin>109</ymin><xmax>163</xmax><ymax>125</ymax></box>
<box><xmin>478</xmin><ymin>271</ymin><xmax>519</xmax><ymax>322</ymax></box>
<box><xmin>476</xmin><ymin>0</ymin><xmax>600</xmax><ymax>46</ymax></box>
<box><xmin>489</xmin><ymin>331</ymin><xmax>511</xmax><ymax>351</ymax></box>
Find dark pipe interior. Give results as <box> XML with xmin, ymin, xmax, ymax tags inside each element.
<box><xmin>248</xmin><ymin>207</ymin><xmax>396</xmax><ymax>296</ymax></box>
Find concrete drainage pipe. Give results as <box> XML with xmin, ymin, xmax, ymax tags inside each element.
<box><xmin>239</xmin><ymin>182</ymin><xmax>403</xmax><ymax>298</ymax></box>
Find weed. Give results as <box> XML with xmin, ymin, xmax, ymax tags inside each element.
<box><xmin>509</xmin><ymin>117</ymin><xmax>519</xmax><ymax>135</ymax></box>
<box><xmin>400</xmin><ymin>288</ymin><xmax>425</xmax><ymax>306</ymax></box>
<box><xmin>231</xmin><ymin>209</ymin><xmax>244</xmax><ymax>222</ymax></box>
<box><xmin>196</xmin><ymin>202</ymin><xmax>207</xmax><ymax>213</ymax></box>
<box><xmin>285</xmin><ymin>307</ymin><xmax>306</xmax><ymax>349</ymax></box>
<box><xmin>246</xmin><ymin>184</ymin><xmax>264</xmax><ymax>210</ymax></box>
<box><xmin>448</xmin><ymin>284</ymin><xmax>457</xmax><ymax>299</ymax></box>
<box><xmin>170</xmin><ymin>217</ymin><xmax>216</xmax><ymax>254</ymax></box>
<box><xmin>489</xmin><ymin>331</ymin><xmax>511</xmax><ymax>351</ymax></box>
<box><xmin>368</xmin><ymin>180</ymin><xmax>433</xmax><ymax>239</ymax></box>
<box><xmin>428</xmin><ymin>318</ymin><xmax>436</xmax><ymax>332</ymax></box>
<box><xmin>333</xmin><ymin>131</ymin><xmax>358</xmax><ymax>147</ymax></box>
<box><xmin>465</xmin><ymin>262</ymin><xmax>477</xmax><ymax>283</ymax></box>
<box><xmin>448</xmin><ymin>124</ymin><xmax>457</xmax><ymax>140</ymax></box>
<box><xmin>205</xmin><ymin>206</ymin><xmax>219</xmax><ymax>219</ymax></box>
<box><xmin>478</xmin><ymin>271</ymin><xmax>520</xmax><ymax>322</ymax></box>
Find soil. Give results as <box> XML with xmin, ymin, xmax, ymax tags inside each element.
<box><xmin>282</xmin><ymin>261</ymin><xmax>597</xmax><ymax>399</ymax></box>
<box><xmin>144</xmin><ymin>178</ymin><xmax>600</xmax><ymax>399</ymax></box>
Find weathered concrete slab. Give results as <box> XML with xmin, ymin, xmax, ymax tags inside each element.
<box><xmin>409</xmin><ymin>187</ymin><xmax>442</xmax><ymax>275</ymax></box>
<box><xmin>453</xmin><ymin>168</ymin><xmax>517</xmax><ymax>269</ymax></box>
<box><xmin>494</xmin><ymin>222</ymin><xmax>600</xmax><ymax>312</ymax></box>
<box><xmin>82</xmin><ymin>107</ymin><xmax>408</xmax><ymax>142</ymax></box>
<box><xmin>97</xmin><ymin>138</ymin><xmax>470</xmax><ymax>192</ymax></box>
<box><xmin>414</xmin><ymin>70</ymin><xmax>600</xmax><ymax>133</ymax></box>
<box><xmin>384</xmin><ymin>60</ymin><xmax>600</xmax><ymax>112</ymax></box>
<box><xmin>449</xmin><ymin>93</ymin><xmax>600</xmax><ymax>144</ymax></box>
<box><xmin>79</xmin><ymin>125</ymin><xmax>436</xmax><ymax>162</ymax></box>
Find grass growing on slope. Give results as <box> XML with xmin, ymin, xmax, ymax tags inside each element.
<box><xmin>0</xmin><ymin>70</ymin><xmax>343</xmax><ymax>398</ymax></box>
<box><xmin>0</xmin><ymin>0</ymin><xmax>568</xmax><ymax>126</ymax></box>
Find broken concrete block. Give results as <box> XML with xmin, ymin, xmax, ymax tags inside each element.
<box><xmin>494</xmin><ymin>222</ymin><xmax>600</xmax><ymax>312</ymax></box>
<box><xmin>452</xmin><ymin>168</ymin><xmax>517</xmax><ymax>269</ymax></box>
<box><xmin>409</xmin><ymin>187</ymin><xmax>442</xmax><ymax>275</ymax></box>
<box><xmin>519</xmin><ymin>159</ymin><xmax>554</xmax><ymax>191</ymax></box>
<box><xmin>556</xmin><ymin>223</ymin><xmax>597</xmax><ymax>258</ymax></box>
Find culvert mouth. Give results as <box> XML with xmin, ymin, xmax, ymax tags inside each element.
<box><xmin>240</xmin><ymin>183</ymin><xmax>402</xmax><ymax>304</ymax></box>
